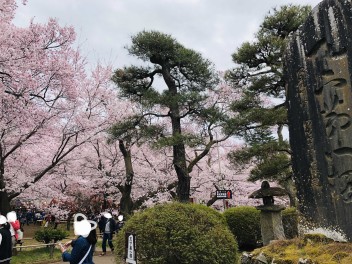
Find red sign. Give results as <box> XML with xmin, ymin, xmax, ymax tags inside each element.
<box><xmin>216</xmin><ymin>190</ymin><xmax>232</xmax><ymax>199</ymax></box>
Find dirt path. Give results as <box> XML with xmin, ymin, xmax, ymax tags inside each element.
<box><xmin>52</xmin><ymin>252</ymin><xmax>118</xmax><ymax>264</ymax></box>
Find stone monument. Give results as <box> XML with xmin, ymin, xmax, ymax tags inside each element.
<box><xmin>249</xmin><ymin>181</ymin><xmax>287</xmax><ymax>246</ymax></box>
<box><xmin>285</xmin><ymin>0</ymin><xmax>352</xmax><ymax>240</ymax></box>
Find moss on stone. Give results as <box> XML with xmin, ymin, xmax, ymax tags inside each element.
<box><xmin>251</xmin><ymin>235</ymin><xmax>352</xmax><ymax>264</ymax></box>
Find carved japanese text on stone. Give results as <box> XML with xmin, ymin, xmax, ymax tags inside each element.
<box><xmin>285</xmin><ymin>0</ymin><xmax>352</xmax><ymax>240</ymax></box>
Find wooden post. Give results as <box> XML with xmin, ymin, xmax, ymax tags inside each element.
<box><xmin>49</xmin><ymin>240</ymin><xmax>54</xmax><ymax>258</ymax></box>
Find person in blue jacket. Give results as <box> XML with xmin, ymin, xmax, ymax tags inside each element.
<box><xmin>59</xmin><ymin>213</ymin><xmax>97</xmax><ymax>264</ymax></box>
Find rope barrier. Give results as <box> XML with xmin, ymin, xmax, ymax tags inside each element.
<box><xmin>13</xmin><ymin>236</ymin><xmax>76</xmax><ymax>250</ymax></box>
<box><xmin>14</xmin><ymin>242</ymin><xmax>58</xmax><ymax>249</ymax></box>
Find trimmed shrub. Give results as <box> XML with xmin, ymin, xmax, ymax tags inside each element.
<box><xmin>34</xmin><ymin>228</ymin><xmax>69</xmax><ymax>244</ymax></box>
<box><xmin>115</xmin><ymin>202</ymin><xmax>238</xmax><ymax>264</ymax></box>
<box><xmin>223</xmin><ymin>206</ymin><xmax>261</xmax><ymax>250</ymax></box>
<box><xmin>282</xmin><ymin>207</ymin><xmax>298</xmax><ymax>239</ymax></box>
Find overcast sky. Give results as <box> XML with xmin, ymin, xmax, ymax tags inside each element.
<box><xmin>13</xmin><ymin>0</ymin><xmax>322</xmax><ymax>71</ymax></box>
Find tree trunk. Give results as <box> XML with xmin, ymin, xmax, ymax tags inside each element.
<box><xmin>103</xmin><ymin>195</ymin><xmax>108</xmax><ymax>210</ymax></box>
<box><xmin>118</xmin><ymin>140</ymin><xmax>134</xmax><ymax>216</ymax></box>
<box><xmin>174</xmin><ymin>146</ymin><xmax>191</xmax><ymax>202</ymax></box>
<box><xmin>162</xmin><ymin>66</ymin><xmax>190</xmax><ymax>202</ymax></box>
<box><xmin>281</xmin><ymin>177</ymin><xmax>297</xmax><ymax>207</ymax></box>
<box><xmin>277</xmin><ymin>125</ymin><xmax>296</xmax><ymax>206</ymax></box>
<box><xmin>119</xmin><ymin>185</ymin><xmax>133</xmax><ymax>216</ymax></box>
<box><xmin>170</xmin><ymin>125</ymin><xmax>190</xmax><ymax>201</ymax></box>
<box><xmin>0</xmin><ymin>154</ymin><xmax>11</xmax><ymax>214</ymax></box>
<box><xmin>0</xmin><ymin>191</ymin><xmax>11</xmax><ymax>214</ymax></box>
<box><xmin>172</xmin><ymin>121</ymin><xmax>190</xmax><ymax>202</ymax></box>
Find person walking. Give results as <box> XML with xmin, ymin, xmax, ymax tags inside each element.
<box><xmin>25</xmin><ymin>210</ymin><xmax>32</xmax><ymax>226</ymax></box>
<box><xmin>98</xmin><ymin>212</ymin><xmax>116</xmax><ymax>256</ymax></box>
<box><xmin>0</xmin><ymin>215</ymin><xmax>12</xmax><ymax>264</ymax></box>
<box><xmin>6</xmin><ymin>211</ymin><xmax>20</xmax><ymax>250</ymax></box>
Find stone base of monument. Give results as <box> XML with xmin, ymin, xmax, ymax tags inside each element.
<box><xmin>256</xmin><ymin>204</ymin><xmax>286</xmax><ymax>246</ymax></box>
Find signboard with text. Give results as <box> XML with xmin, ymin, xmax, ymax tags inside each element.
<box><xmin>216</xmin><ymin>190</ymin><xmax>232</xmax><ymax>199</ymax></box>
<box><xmin>125</xmin><ymin>233</ymin><xmax>137</xmax><ymax>264</ymax></box>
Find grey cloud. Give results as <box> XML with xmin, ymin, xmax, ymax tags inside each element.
<box><xmin>14</xmin><ymin>0</ymin><xmax>322</xmax><ymax>70</ymax></box>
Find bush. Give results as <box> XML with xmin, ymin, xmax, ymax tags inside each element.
<box><xmin>282</xmin><ymin>207</ymin><xmax>298</xmax><ymax>239</ymax></box>
<box><xmin>34</xmin><ymin>228</ymin><xmax>69</xmax><ymax>244</ymax></box>
<box><xmin>115</xmin><ymin>202</ymin><xmax>238</xmax><ymax>264</ymax></box>
<box><xmin>223</xmin><ymin>206</ymin><xmax>261</xmax><ymax>250</ymax></box>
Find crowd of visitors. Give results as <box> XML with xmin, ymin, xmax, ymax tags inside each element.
<box><xmin>16</xmin><ymin>210</ymin><xmax>49</xmax><ymax>226</ymax></box>
<box><xmin>0</xmin><ymin>208</ymin><xmax>124</xmax><ymax>264</ymax></box>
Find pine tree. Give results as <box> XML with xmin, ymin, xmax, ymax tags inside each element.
<box><xmin>226</xmin><ymin>5</ymin><xmax>312</xmax><ymax>205</ymax></box>
<box><xmin>111</xmin><ymin>30</ymin><xmax>236</xmax><ymax>202</ymax></box>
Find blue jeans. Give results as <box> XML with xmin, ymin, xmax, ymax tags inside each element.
<box><xmin>102</xmin><ymin>233</ymin><xmax>114</xmax><ymax>253</ymax></box>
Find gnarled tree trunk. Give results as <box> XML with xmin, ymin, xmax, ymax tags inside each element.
<box><xmin>118</xmin><ymin>140</ymin><xmax>134</xmax><ymax>216</ymax></box>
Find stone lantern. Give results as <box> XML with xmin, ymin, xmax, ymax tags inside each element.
<box><xmin>249</xmin><ymin>181</ymin><xmax>287</xmax><ymax>245</ymax></box>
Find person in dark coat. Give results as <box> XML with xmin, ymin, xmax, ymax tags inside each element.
<box><xmin>59</xmin><ymin>213</ymin><xmax>97</xmax><ymax>264</ymax></box>
<box><xmin>98</xmin><ymin>212</ymin><xmax>116</xmax><ymax>256</ymax></box>
<box><xmin>0</xmin><ymin>215</ymin><xmax>12</xmax><ymax>264</ymax></box>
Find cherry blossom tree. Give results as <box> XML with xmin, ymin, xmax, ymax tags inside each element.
<box><xmin>1</xmin><ymin>2</ymin><xmax>268</xmax><ymax>215</ymax></box>
<box><xmin>0</xmin><ymin>0</ymin><xmax>125</xmax><ymax>213</ymax></box>
<box><xmin>17</xmin><ymin>101</ymin><xmax>176</xmax><ymax>216</ymax></box>
<box><xmin>70</xmin><ymin>135</ymin><xmax>176</xmax><ymax>215</ymax></box>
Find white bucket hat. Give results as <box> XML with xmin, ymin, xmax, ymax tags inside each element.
<box><xmin>6</xmin><ymin>211</ymin><xmax>16</xmax><ymax>222</ymax></box>
<box><xmin>103</xmin><ymin>212</ymin><xmax>112</xmax><ymax>219</ymax></box>
<box><xmin>73</xmin><ymin>213</ymin><xmax>97</xmax><ymax>238</ymax></box>
<box><xmin>0</xmin><ymin>215</ymin><xmax>7</xmax><ymax>225</ymax></box>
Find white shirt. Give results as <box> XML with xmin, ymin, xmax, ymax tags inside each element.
<box><xmin>0</xmin><ymin>233</ymin><xmax>2</xmax><ymax>245</ymax></box>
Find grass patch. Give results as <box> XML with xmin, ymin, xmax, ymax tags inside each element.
<box><xmin>11</xmin><ymin>247</ymin><xmax>62</xmax><ymax>264</ymax></box>
<box><xmin>11</xmin><ymin>223</ymin><xmax>75</xmax><ymax>263</ymax></box>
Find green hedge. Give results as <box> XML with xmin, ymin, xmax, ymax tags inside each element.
<box><xmin>223</xmin><ymin>206</ymin><xmax>261</xmax><ymax>250</ymax></box>
<box><xmin>34</xmin><ymin>228</ymin><xmax>69</xmax><ymax>244</ymax></box>
<box><xmin>224</xmin><ymin>206</ymin><xmax>299</xmax><ymax>249</ymax></box>
<box><xmin>115</xmin><ymin>202</ymin><xmax>238</xmax><ymax>264</ymax></box>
